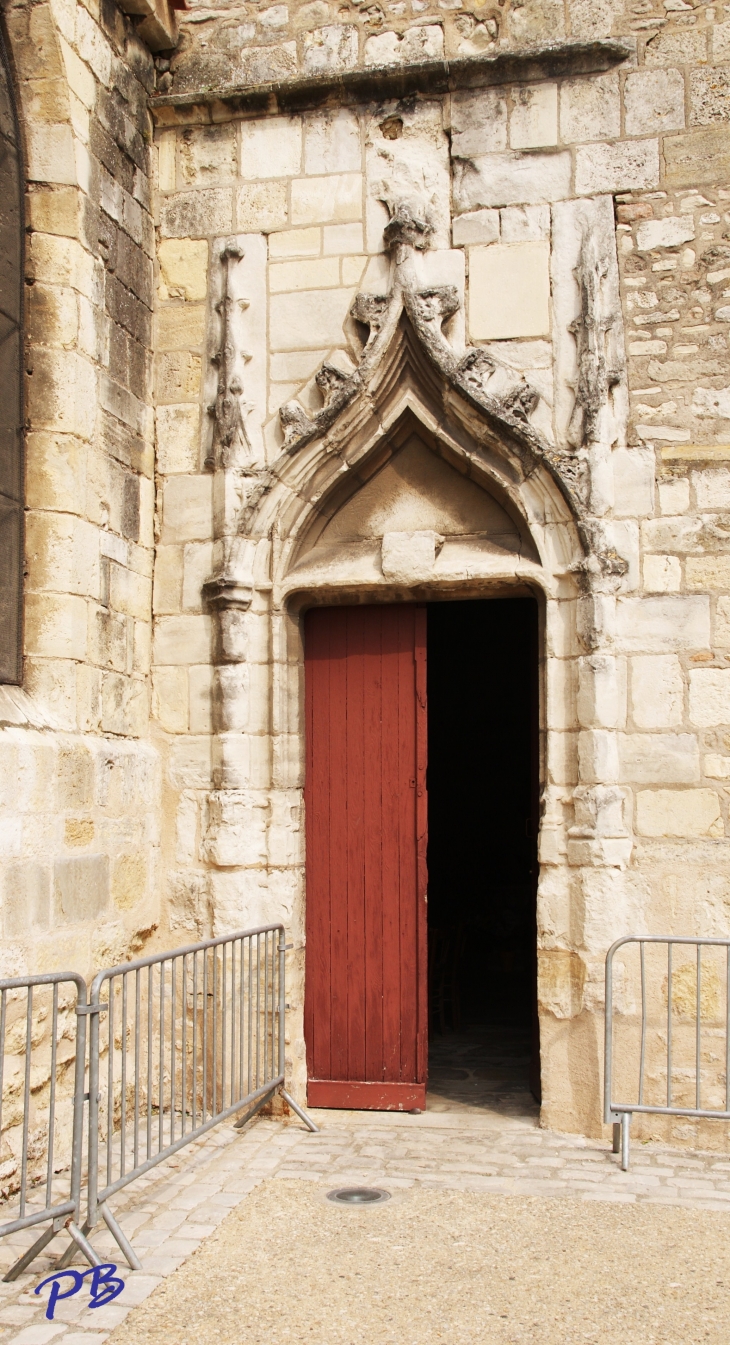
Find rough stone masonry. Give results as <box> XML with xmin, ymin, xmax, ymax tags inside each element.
<box><xmin>3</xmin><ymin>0</ymin><xmax>730</xmax><ymax>1172</ymax></box>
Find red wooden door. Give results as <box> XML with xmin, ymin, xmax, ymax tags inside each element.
<box><xmin>304</xmin><ymin>605</ymin><xmax>428</xmax><ymax>1110</ymax></box>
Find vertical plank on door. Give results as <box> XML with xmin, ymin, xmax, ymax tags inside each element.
<box><xmin>304</xmin><ymin>605</ymin><xmax>427</xmax><ymax>1111</ymax></box>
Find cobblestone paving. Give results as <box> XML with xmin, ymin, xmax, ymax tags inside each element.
<box><xmin>3</xmin><ymin>1078</ymin><xmax>730</xmax><ymax>1342</ymax></box>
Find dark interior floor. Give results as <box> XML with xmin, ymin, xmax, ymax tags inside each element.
<box><xmin>425</xmin><ymin>598</ymin><xmax>540</xmax><ymax>1111</ymax></box>
<box><xmin>426</xmin><ymin>1025</ymin><xmax>538</xmax><ymax>1117</ymax></box>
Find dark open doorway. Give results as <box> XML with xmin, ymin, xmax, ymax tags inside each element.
<box><xmin>426</xmin><ymin>597</ymin><xmax>540</xmax><ymax>1112</ymax></box>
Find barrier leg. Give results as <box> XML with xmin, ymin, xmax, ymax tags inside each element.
<box><xmin>66</xmin><ymin>1220</ymin><xmax>102</xmax><ymax>1269</ymax></box>
<box><xmin>281</xmin><ymin>1088</ymin><xmax>320</xmax><ymax>1133</ymax></box>
<box><xmin>3</xmin><ymin>1222</ymin><xmax>61</xmax><ymax>1282</ymax></box>
<box><xmin>101</xmin><ymin>1204</ymin><xmax>142</xmax><ymax>1271</ymax></box>
<box><xmin>620</xmin><ymin>1112</ymin><xmax>631</xmax><ymax>1171</ymax></box>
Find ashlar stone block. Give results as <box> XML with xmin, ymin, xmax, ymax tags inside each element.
<box><xmin>290</xmin><ymin>174</ymin><xmax>362</xmax><ymax>226</ymax></box>
<box><xmin>237</xmin><ymin>182</ymin><xmax>288</xmax><ymax>232</ymax></box>
<box><xmin>715</xmin><ymin>596</ymin><xmax>730</xmax><ymax>648</ymax></box>
<box><xmin>304</xmin><ymin>109</ymin><xmax>361</xmax><ymax>175</ymax></box>
<box><xmin>575</xmin><ymin>140</ymin><xmax>659</xmax><ymax>196</ymax></box>
<box><xmin>499</xmin><ymin>204</ymin><xmax>549</xmax><ymax>243</ymax></box>
<box><xmin>559</xmin><ymin>71</ymin><xmax>620</xmax><ymax>144</ymax></box>
<box><xmin>269</xmin><ymin>288</ymin><xmax>354</xmax><ymax>351</ymax></box>
<box><xmin>452</xmin><ymin>209</ymin><xmax>499</xmax><ymax>246</ymax></box>
<box><xmin>323</xmin><ymin>223</ymin><xmax>364</xmax><ymax>255</ymax></box>
<box><xmin>689</xmin><ymin>668</ymin><xmax>730</xmax><ymax>726</ymax></box>
<box><xmin>54</xmin><ymin>854</ymin><xmax>110</xmax><ymax>923</ymax></box>
<box><xmin>616</xmin><ymin>596</ymin><xmax>710</xmax><ymax>653</ymax></box>
<box><xmin>624</xmin><ymin>69</ymin><xmax>686</xmax><ymax>137</ymax></box>
<box><xmin>153</xmin><ymin>614</ymin><xmax>212</xmax><ymax>665</ymax></box>
<box><xmin>240</xmin><ymin>116</ymin><xmax>302</xmax><ymax>180</ymax></box>
<box><xmin>643</xmin><ymin>554</ymin><xmax>681</xmax><ymax>593</ymax></box>
<box><xmin>686</xmin><ymin>556</ymin><xmax>730</xmax><ymax>591</ymax></box>
<box><xmin>453</xmin><ymin>150</ymin><xmax>571</xmax><ymax>211</ymax></box>
<box><xmin>450</xmin><ymin>89</ymin><xmax>508</xmax><ymax>158</ymax></box>
<box><xmin>618</xmin><ymin>733</ymin><xmax>699</xmax><ymax>784</ymax></box>
<box><xmin>509</xmin><ymin>83</ymin><xmax>558</xmax><ymax>150</ymax></box>
<box><xmin>269</xmin><ymin>257</ymin><xmax>340</xmax><ymax>293</ymax></box>
<box><xmin>152</xmin><ymin>665</ymin><xmax>188</xmax><ymax>733</ymax></box>
<box><xmin>156</xmin><ymin>405</ymin><xmax>200</xmax><ymax>475</ymax></box>
<box><xmin>636</xmin><ymin>788</ymin><xmax>723</xmax><ymax>838</ymax></box>
<box><xmin>160</xmin><ymin>190</ymin><xmax>233</xmax><ymax>240</ymax></box>
<box><xmin>179</xmin><ymin>124</ymin><xmax>237</xmax><ymax>187</ymax></box>
<box><xmin>161</xmin><ymin>476</ymin><xmax>213</xmax><ymax>544</ymax></box>
<box><xmin>691</xmin><ymin>67</ymin><xmax>730</xmax><ymax>127</ymax></box>
<box><xmin>269</xmin><ymin>227</ymin><xmax>321</xmax><ymax>260</ymax></box>
<box><xmin>158</xmin><ymin>240</ymin><xmax>209</xmax><ymax>302</ymax></box>
<box><xmin>629</xmin><ymin>654</ymin><xmax>683</xmax><ymax>728</ymax></box>
<box><xmin>468</xmin><ymin>240</ymin><xmax>550</xmax><ymax>341</ymax></box>
<box><xmin>157</xmin><ymin>305</ymin><xmax>206</xmax><ymax>351</ymax></box>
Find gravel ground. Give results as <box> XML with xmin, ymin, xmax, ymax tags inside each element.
<box><xmin>106</xmin><ymin>1177</ymin><xmax>730</xmax><ymax>1344</ymax></box>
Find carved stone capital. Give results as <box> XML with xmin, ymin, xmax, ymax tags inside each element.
<box><xmin>202</xmin><ymin>571</ymin><xmax>253</xmax><ymax>611</ymax></box>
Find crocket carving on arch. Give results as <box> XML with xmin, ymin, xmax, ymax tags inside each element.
<box><xmin>276</xmin><ymin>201</ymin><xmax>627</xmax><ymax>587</ymax></box>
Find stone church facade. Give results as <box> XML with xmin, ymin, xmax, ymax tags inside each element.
<box><xmin>2</xmin><ymin>0</ymin><xmax>730</xmax><ymax>1141</ymax></box>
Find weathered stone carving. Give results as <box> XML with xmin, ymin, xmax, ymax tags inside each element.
<box><xmin>206</xmin><ymin>242</ymin><xmax>254</xmax><ymax>472</ymax></box>
<box><xmin>567</xmin><ymin>229</ymin><xmax>621</xmax><ymax>450</ymax></box>
<box><xmin>275</xmin><ymin>199</ymin><xmax>628</xmax><ymax>585</ymax></box>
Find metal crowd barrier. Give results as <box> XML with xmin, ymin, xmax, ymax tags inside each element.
<box><xmin>0</xmin><ymin>974</ymin><xmax>101</xmax><ymax>1280</ymax></box>
<box><xmin>605</xmin><ymin>935</ymin><xmax>730</xmax><ymax>1170</ymax></box>
<box><xmin>0</xmin><ymin>927</ymin><xmax>317</xmax><ymax>1277</ymax></box>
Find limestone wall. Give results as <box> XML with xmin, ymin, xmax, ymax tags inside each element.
<box><xmin>148</xmin><ymin>0</ymin><xmax>730</xmax><ymax>1141</ymax></box>
<box><xmin>0</xmin><ymin>0</ymin><xmax>162</xmax><ymax>980</ymax></box>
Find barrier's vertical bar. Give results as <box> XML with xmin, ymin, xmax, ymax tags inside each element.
<box><xmin>639</xmin><ymin>941</ymin><xmax>646</xmax><ymax>1106</ymax></box>
<box><xmin>667</xmin><ymin>942</ymin><xmax>673</xmax><ymax>1109</ymax></box>
<box><xmin>134</xmin><ymin>969</ymin><xmax>141</xmax><ymax>1172</ymax></box>
<box><xmin>604</xmin><ymin>942</ymin><xmax>614</xmax><ymax>1126</ymax></box>
<box><xmin>182</xmin><ymin>954</ymin><xmax>188</xmax><ymax>1137</ymax></box>
<box><xmin>121</xmin><ymin>973</ymin><xmax>128</xmax><ymax>1178</ymax></box>
<box><xmin>192</xmin><ymin>951</ymin><xmax>198</xmax><ymax>1130</ymax></box>
<box><xmin>239</xmin><ymin>938</ymin><xmax>245</xmax><ymax>1102</ymax></box>
<box><xmin>279</xmin><ymin>929</ymin><xmax>285</xmax><ymax>1083</ymax></box>
<box><xmin>256</xmin><ymin>933</ymin><xmax>261</xmax><ymax>1090</ymax></box>
<box><xmin>158</xmin><ymin>961</ymin><xmax>165</xmax><ymax>1153</ymax></box>
<box><xmin>106</xmin><ymin>980</ymin><xmax>114</xmax><ymax>1189</ymax></box>
<box><xmin>19</xmin><ymin>987</ymin><xmax>33</xmax><ymax>1218</ymax></box>
<box><xmin>221</xmin><ymin>942</ymin><xmax>226</xmax><ymax>1114</ymax></box>
<box><xmin>202</xmin><ymin>947</ymin><xmax>209</xmax><ymax>1123</ymax></box>
<box><xmin>71</xmin><ymin>979</ymin><xmax>88</xmax><ymax>1226</ymax></box>
<box><xmin>247</xmin><ymin>937</ymin><xmax>253</xmax><ymax>1096</ymax></box>
<box><xmin>696</xmin><ymin>943</ymin><xmax>702</xmax><ymax>1112</ymax></box>
<box><xmin>171</xmin><ymin>956</ymin><xmax>177</xmax><ymax>1146</ymax></box>
<box><xmin>87</xmin><ymin>979</ymin><xmax>101</xmax><ymax>1230</ymax></box>
<box><xmin>146</xmin><ymin>963</ymin><xmax>153</xmax><ymax>1159</ymax></box>
<box><xmin>45</xmin><ymin>983</ymin><xmax>59</xmax><ymax>1207</ymax></box>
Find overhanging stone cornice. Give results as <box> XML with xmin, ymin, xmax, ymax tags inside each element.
<box><xmin>150</xmin><ymin>38</ymin><xmax>632</xmax><ymax>119</ymax></box>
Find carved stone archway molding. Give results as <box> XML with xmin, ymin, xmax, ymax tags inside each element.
<box><xmin>200</xmin><ymin>201</ymin><xmax>636</xmax><ymax>1091</ymax></box>
<box><xmin>273</xmin><ymin>200</ymin><xmax>628</xmax><ymax>594</ymax></box>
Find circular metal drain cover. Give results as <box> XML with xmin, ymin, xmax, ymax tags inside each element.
<box><xmin>327</xmin><ymin>1186</ymin><xmax>391</xmax><ymax>1205</ymax></box>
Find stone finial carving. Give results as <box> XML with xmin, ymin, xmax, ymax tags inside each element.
<box><xmin>567</xmin><ymin>230</ymin><xmax>621</xmax><ymax>450</ymax></box>
<box><xmin>206</xmin><ymin>242</ymin><xmax>254</xmax><ymax>471</ymax></box>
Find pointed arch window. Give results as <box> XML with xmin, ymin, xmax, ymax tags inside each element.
<box><xmin>0</xmin><ymin>25</ymin><xmax>22</xmax><ymax>684</ymax></box>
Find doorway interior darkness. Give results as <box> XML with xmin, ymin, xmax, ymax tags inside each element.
<box><xmin>426</xmin><ymin>597</ymin><xmax>540</xmax><ymax>1106</ymax></box>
